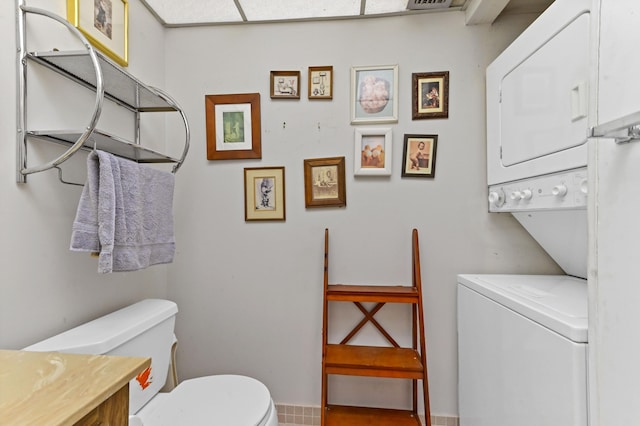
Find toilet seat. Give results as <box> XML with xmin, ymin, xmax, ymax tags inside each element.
<box><xmin>135</xmin><ymin>374</ymin><xmax>276</xmax><ymax>426</ymax></box>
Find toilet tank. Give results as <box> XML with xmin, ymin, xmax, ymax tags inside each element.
<box><xmin>24</xmin><ymin>299</ymin><xmax>178</xmax><ymax>415</ymax></box>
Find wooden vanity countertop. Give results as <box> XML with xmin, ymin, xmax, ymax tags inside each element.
<box><xmin>0</xmin><ymin>349</ymin><xmax>150</xmax><ymax>425</ymax></box>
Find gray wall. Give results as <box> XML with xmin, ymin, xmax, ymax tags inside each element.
<box><xmin>0</xmin><ymin>0</ymin><xmax>170</xmax><ymax>348</ymax></box>
<box><xmin>0</xmin><ymin>0</ymin><xmax>561</xmax><ymax>418</ymax></box>
<box><xmin>163</xmin><ymin>11</ymin><xmax>561</xmax><ymax>415</ymax></box>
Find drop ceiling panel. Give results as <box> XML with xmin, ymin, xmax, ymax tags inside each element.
<box><xmin>144</xmin><ymin>0</ymin><xmax>243</xmax><ymax>24</ymax></box>
<box><xmin>240</xmin><ymin>0</ymin><xmax>361</xmax><ymax>21</ymax></box>
<box><xmin>364</xmin><ymin>0</ymin><xmax>412</xmax><ymax>15</ymax></box>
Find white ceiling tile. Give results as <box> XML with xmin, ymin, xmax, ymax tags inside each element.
<box><xmin>239</xmin><ymin>0</ymin><xmax>361</xmax><ymax>21</ymax></box>
<box><xmin>364</xmin><ymin>0</ymin><xmax>410</xmax><ymax>15</ymax></box>
<box><xmin>144</xmin><ymin>0</ymin><xmax>243</xmax><ymax>24</ymax></box>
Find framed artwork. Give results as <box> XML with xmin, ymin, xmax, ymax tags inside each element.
<box><xmin>303</xmin><ymin>157</ymin><xmax>346</xmax><ymax>208</ymax></box>
<box><xmin>205</xmin><ymin>93</ymin><xmax>261</xmax><ymax>160</ymax></box>
<box><xmin>270</xmin><ymin>71</ymin><xmax>301</xmax><ymax>99</ymax></box>
<box><xmin>354</xmin><ymin>127</ymin><xmax>392</xmax><ymax>176</ymax></box>
<box><xmin>308</xmin><ymin>66</ymin><xmax>333</xmax><ymax>100</ymax></box>
<box><xmin>412</xmin><ymin>71</ymin><xmax>449</xmax><ymax>119</ymax></box>
<box><xmin>401</xmin><ymin>134</ymin><xmax>438</xmax><ymax>178</ymax></box>
<box><xmin>351</xmin><ymin>65</ymin><xmax>398</xmax><ymax>124</ymax></box>
<box><xmin>244</xmin><ymin>167</ymin><xmax>286</xmax><ymax>221</ymax></box>
<box><xmin>67</xmin><ymin>0</ymin><xmax>129</xmax><ymax>67</ymax></box>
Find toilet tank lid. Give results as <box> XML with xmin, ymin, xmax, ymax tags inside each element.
<box><xmin>24</xmin><ymin>299</ymin><xmax>178</xmax><ymax>354</ymax></box>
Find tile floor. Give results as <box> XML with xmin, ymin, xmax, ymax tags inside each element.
<box><xmin>276</xmin><ymin>404</ymin><xmax>459</xmax><ymax>426</ymax></box>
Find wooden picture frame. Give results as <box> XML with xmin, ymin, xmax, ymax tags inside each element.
<box><xmin>244</xmin><ymin>167</ymin><xmax>286</xmax><ymax>221</ymax></box>
<box><xmin>303</xmin><ymin>157</ymin><xmax>346</xmax><ymax>208</ymax></box>
<box><xmin>205</xmin><ymin>93</ymin><xmax>262</xmax><ymax>160</ymax></box>
<box><xmin>412</xmin><ymin>71</ymin><xmax>449</xmax><ymax>119</ymax></box>
<box><xmin>308</xmin><ymin>66</ymin><xmax>333</xmax><ymax>100</ymax></box>
<box><xmin>351</xmin><ymin>65</ymin><xmax>398</xmax><ymax>124</ymax></box>
<box><xmin>354</xmin><ymin>127</ymin><xmax>392</xmax><ymax>176</ymax></box>
<box><xmin>67</xmin><ymin>0</ymin><xmax>129</xmax><ymax>67</ymax></box>
<box><xmin>270</xmin><ymin>71</ymin><xmax>301</xmax><ymax>99</ymax></box>
<box><xmin>401</xmin><ymin>134</ymin><xmax>438</xmax><ymax>178</ymax></box>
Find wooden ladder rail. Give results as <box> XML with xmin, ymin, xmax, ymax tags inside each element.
<box><xmin>321</xmin><ymin>228</ymin><xmax>329</xmax><ymax>426</ymax></box>
<box><xmin>412</xmin><ymin>228</ymin><xmax>431</xmax><ymax>425</ymax></box>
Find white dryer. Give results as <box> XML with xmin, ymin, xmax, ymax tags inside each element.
<box><xmin>457</xmin><ymin>274</ymin><xmax>588</xmax><ymax>426</ymax></box>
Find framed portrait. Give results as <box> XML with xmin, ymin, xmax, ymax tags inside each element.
<box><xmin>401</xmin><ymin>134</ymin><xmax>438</xmax><ymax>178</ymax></box>
<box><xmin>351</xmin><ymin>65</ymin><xmax>398</xmax><ymax>124</ymax></box>
<box><xmin>354</xmin><ymin>127</ymin><xmax>392</xmax><ymax>176</ymax></box>
<box><xmin>412</xmin><ymin>71</ymin><xmax>449</xmax><ymax>119</ymax></box>
<box><xmin>67</xmin><ymin>0</ymin><xmax>129</xmax><ymax>67</ymax></box>
<box><xmin>303</xmin><ymin>157</ymin><xmax>346</xmax><ymax>208</ymax></box>
<box><xmin>270</xmin><ymin>71</ymin><xmax>301</xmax><ymax>99</ymax></box>
<box><xmin>205</xmin><ymin>93</ymin><xmax>261</xmax><ymax>160</ymax></box>
<box><xmin>308</xmin><ymin>66</ymin><xmax>333</xmax><ymax>100</ymax></box>
<box><xmin>244</xmin><ymin>167</ymin><xmax>286</xmax><ymax>221</ymax></box>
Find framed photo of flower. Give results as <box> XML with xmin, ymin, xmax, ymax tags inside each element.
<box><xmin>412</xmin><ymin>71</ymin><xmax>449</xmax><ymax>119</ymax></box>
<box><xmin>401</xmin><ymin>134</ymin><xmax>438</xmax><ymax>178</ymax></box>
<box><xmin>244</xmin><ymin>167</ymin><xmax>286</xmax><ymax>221</ymax></box>
<box><xmin>351</xmin><ymin>65</ymin><xmax>398</xmax><ymax>124</ymax></box>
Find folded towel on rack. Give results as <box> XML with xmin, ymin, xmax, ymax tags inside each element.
<box><xmin>70</xmin><ymin>150</ymin><xmax>175</xmax><ymax>273</ymax></box>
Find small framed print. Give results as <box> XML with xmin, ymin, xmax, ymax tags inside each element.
<box><xmin>270</xmin><ymin>71</ymin><xmax>301</xmax><ymax>99</ymax></box>
<box><xmin>244</xmin><ymin>167</ymin><xmax>286</xmax><ymax>221</ymax></box>
<box><xmin>67</xmin><ymin>0</ymin><xmax>129</xmax><ymax>66</ymax></box>
<box><xmin>412</xmin><ymin>71</ymin><xmax>449</xmax><ymax>119</ymax></box>
<box><xmin>303</xmin><ymin>157</ymin><xmax>346</xmax><ymax>208</ymax></box>
<box><xmin>205</xmin><ymin>93</ymin><xmax>261</xmax><ymax>160</ymax></box>
<box><xmin>354</xmin><ymin>127</ymin><xmax>392</xmax><ymax>176</ymax></box>
<box><xmin>401</xmin><ymin>134</ymin><xmax>438</xmax><ymax>178</ymax></box>
<box><xmin>351</xmin><ymin>65</ymin><xmax>398</xmax><ymax>124</ymax></box>
<box><xmin>308</xmin><ymin>66</ymin><xmax>333</xmax><ymax>100</ymax></box>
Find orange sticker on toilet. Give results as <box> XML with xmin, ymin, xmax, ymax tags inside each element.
<box><xmin>136</xmin><ymin>366</ymin><xmax>153</xmax><ymax>390</ymax></box>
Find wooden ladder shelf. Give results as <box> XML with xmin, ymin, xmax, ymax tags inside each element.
<box><xmin>321</xmin><ymin>228</ymin><xmax>431</xmax><ymax>426</ymax></box>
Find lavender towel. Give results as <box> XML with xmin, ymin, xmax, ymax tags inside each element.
<box><xmin>70</xmin><ymin>150</ymin><xmax>175</xmax><ymax>273</ymax></box>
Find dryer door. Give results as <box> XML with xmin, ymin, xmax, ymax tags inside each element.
<box><xmin>486</xmin><ymin>0</ymin><xmax>591</xmax><ymax>185</ymax></box>
<box><xmin>500</xmin><ymin>12</ymin><xmax>590</xmax><ymax>167</ymax></box>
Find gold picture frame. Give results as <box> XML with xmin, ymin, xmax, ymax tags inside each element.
<box><xmin>308</xmin><ymin>66</ymin><xmax>333</xmax><ymax>100</ymax></box>
<box><xmin>244</xmin><ymin>167</ymin><xmax>286</xmax><ymax>221</ymax></box>
<box><xmin>205</xmin><ymin>93</ymin><xmax>262</xmax><ymax>160</ymax></box>
<box><xmin>270</xmin><ymin>71</ymin><xmax>301</xmax><ymax>99</ymax></box>
<box><xmin>303</xmin><ymin>157</ymin><xmax>346</xmax><ymax>208</ymax></box>
<box><xmin>412</xmin><ymin>71</ymin><xmax>449</xmax><ymax>119</ymax></box>
<box><xmin>67</xmin><ymin>0</ymin><xmax>129</xmax><ymax>67</ymax></box>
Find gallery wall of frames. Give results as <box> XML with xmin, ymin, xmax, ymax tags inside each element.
<box><xmin>204</xmin><ymin>65</ymin><xmax>449</xmax><ymax>222</ymax></box>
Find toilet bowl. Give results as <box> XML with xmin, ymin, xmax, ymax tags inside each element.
<box><xmin>133</xmin><ymin>375</ymin><xmax>277</xmax><ymax>426</ymax></box>
<box><xmin>24</xmin><ymin>299</ymin><xmax>278</xmax><ymax>426</ymax></box>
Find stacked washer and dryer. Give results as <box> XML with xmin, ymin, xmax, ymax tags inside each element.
<box><xmin>458</xmin><ymin>1</ymin><xmax>592</xmax><ymax>425</ymax></box>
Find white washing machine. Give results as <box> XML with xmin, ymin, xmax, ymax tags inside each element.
<box><xmin>457</xmin><ymin>274</ymin><xmax>588</xmax><ymax>426</ymax></box>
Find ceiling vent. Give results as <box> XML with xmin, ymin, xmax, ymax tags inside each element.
<box><xmin>407</xmin><ymin>0</ymin><xmax>453</xmax><ymax>10</ymax></box>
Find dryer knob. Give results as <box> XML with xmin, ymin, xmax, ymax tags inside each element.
<box><xmin>552</xmin><ymin>184</ymin><xmax>567</xmax><ymax>197</ymax></box>
<box><xmin>521</xmin><ymin>189</ymin><xmax>533</xmax><ymax>200</ymax></box>
<box><xmin>488</xmin><ymin>190</ymin><xmax>505</xmax><ymax>207</ymax></box>
<box><xmin>580</xmin><ymin>179</ymin><xmax>588</xmax><ymax>195</ymax></box>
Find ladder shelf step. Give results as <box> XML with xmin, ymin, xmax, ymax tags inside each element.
<box><xmin>325</xmin><ymin>344</ymin><xmax>424</xmax><ymax>378</ymax></box>
<box><xmin>324</xmin><ymin>405</ymin><xmax>423</xmax><ymax>426</ymax></box>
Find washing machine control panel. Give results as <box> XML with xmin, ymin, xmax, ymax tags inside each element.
<box><xmin>488</xmin><ymin>168</ymin><xmax>587</xmax><ymax>212</ymax></box>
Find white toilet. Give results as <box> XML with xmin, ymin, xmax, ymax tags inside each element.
<box><xmin>24</xmin><ymin>299</ymin><xmax>278</xmax><ymax>426</ymax></box>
